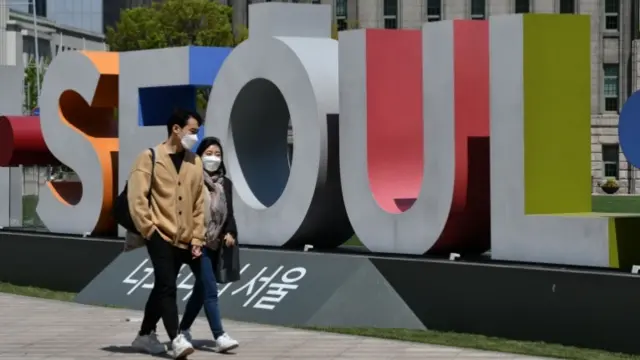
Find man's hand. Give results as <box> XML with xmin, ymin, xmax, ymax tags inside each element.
<box><xmin>191</xmin><ymin>245</ymin><xmax>202</xmax><ymax>259</ymax></box>
<box><xmin>223</xmin><ymin>233</ymin><xmax>235</xmax><ymax>247</ymax></box>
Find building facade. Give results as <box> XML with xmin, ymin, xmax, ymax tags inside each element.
<box><xmin>9</xmin><ymin>0</ymin><xmax>103</xmax><ymax>33</ymax></box>
<box><xmin>0</xmin><ymin>6</ymin><xmax>105</xmax><ymax>68</ymax></box>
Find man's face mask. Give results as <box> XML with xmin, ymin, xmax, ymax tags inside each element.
<box><xmin>176</xmin><ymin>126</ymin><xmax>198</xmax><ymax>150</ymax></box>
<box><xmin>180</xmin><ymin>132</ymin><xmax>198</xmax><ymax>150</ymax></box>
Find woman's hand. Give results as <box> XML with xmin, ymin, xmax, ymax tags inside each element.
<box><xmin>223</xmin><ymin>233</ymin><xmax>235</xmax><ymax>247</ymax></box>
<box><xmin>191</xmin><ymin>245</ymin><xmax>202</xmax><ymax>259</ymax></box>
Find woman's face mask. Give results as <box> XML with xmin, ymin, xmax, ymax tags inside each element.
<box><xmin>202</xmin><ymin>155</ymin><xmax>222</xmax><ymax>172</ymax></box>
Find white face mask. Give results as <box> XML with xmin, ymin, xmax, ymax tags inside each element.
<box><xmin>180</xmin><ymin>133</ymin><xmax>198</xmax><ymax>150</ymax></box>
<box><xmin>202</xmin><ymin>155</ymin><xmax>222</xmax><ymax>172</ymax></box>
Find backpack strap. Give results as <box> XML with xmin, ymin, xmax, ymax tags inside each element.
<box><xmin>147</xmin><ymin>148</ymin><xmax>156</xmax><ymax>202</ymax></box>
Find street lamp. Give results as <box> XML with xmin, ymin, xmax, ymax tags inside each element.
<box><xmin>30</xmin><ymin>0</ymin><xmax>39</xmax><ymax>95</ymax></box>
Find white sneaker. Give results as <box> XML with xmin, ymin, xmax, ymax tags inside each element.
<box><xmin>215</xmin><ymin>333</ymin><xmax>239</xmax><ymax>353</ymax></box>
<box><xmin>171</xmin><ymin>333</ymin><xmax>195</xmax><ymax>359</ymax></box>
<box><xmin>131</xmin><ymin>331</ymin><xmax>166</xmax><ymax>354</ymax></box>
<box><xmin>179</xmin><ymin>329</ymin><xmax>193</xmax><ymax>343</ymax></box>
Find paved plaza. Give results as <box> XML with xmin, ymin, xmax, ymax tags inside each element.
<box><xmin>0</xmin><ymin>293</ymin><xmax>556</xmax><ymax>359</ymax></box>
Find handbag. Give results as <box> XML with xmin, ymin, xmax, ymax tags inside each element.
<box><xmin>113</xmin><ymin>148</ymin><xmax>156</xmax><ymax>251</ymax></box>
<box><xmin>215</xmin><ymin>240</ymin><xmax>241</xmax><ymax>284</ymax></box>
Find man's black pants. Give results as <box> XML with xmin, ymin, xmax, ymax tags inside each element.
<box><xmin>139</xmin><ymin>232</ymin><xmax>200</xmax><ymax>340</ymax></box>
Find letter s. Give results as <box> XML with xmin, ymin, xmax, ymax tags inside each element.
<box><xmin>37</xmin><ymin>51</ymin><xmax>119</xmax><ymax>235</ymax></box>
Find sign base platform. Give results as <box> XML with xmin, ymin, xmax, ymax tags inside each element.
<box><xmin>3</xmin><ymin>230</ymin><xmax>640</xmax><ymax>355</ymax></box>
<box><xmin>75</xmin><ymin>247</ymin><xmax>427</xmax><ymax>330</ymax></box>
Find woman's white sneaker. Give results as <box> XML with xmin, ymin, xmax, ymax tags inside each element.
<box><xmin>215</xmin><ymin>333</ymin><xmax>239</xmax><ymax>353</ymax></box>
<box><xmin>131</xmin><ymin>331</ymin><xmax>166</xmax><ymax>354</ymax></box>
<box><xmin>171</xmin><ymin>334</ymin><xmax>194</xmax><ymax>359</ymax></box>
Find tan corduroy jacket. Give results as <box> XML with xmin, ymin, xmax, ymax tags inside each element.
<box><xmin>127</xmin><ymin>143</ymin><xmax>206</xmax><ymax>249</ymax></box>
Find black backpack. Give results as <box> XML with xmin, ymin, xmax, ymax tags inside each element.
<box><xmin>113</xmin><ymin>148</ymin><xmax>156</xmax><ymax>234</ymax></box>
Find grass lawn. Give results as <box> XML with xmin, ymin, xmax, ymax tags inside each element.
<box><xmin>22</xmin><ymin>194</ymin><xmax>44</xmax><ymax>228</ymax></box>
<box><xmin>591</xmin><ymin>195</ymin><xmax>640</xmax><ymax>213</ymax></box>
<box><xmin>307</xmin><ymin>327</ymin><xmax>640</xmax><ymax>360</ymax></box>
<box><xmin>0</xmin><ymin>282</ymin><xmax>75</xmax><ymax>302</ymax></box>
<box><xmin>0</xmin><ymin>281</ymin><xmax>639</xmax><ymax>360</ymax></box>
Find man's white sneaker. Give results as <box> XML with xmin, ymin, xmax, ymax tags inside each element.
<box><xmin>215</xmin><ymin>333</ymin><xmax>239</xmax><ymax>353</ymax></box>
<box><xmin>131</xmin><ymin>332</ymin><xmax>166</xmax><ymax>354</ymax></box>
<box><xmin>171</xmin><ymin>333</ymin><xmax>195</xmax><ymax>359</ymax></box>
<box><xmin>179</xmin><ymin>329</ymin><xmax>193</xmax><ymax>343</ymax></box>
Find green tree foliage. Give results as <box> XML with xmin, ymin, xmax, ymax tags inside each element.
<box><xmin>23</xmin><ymin>58</ymin><xmax>48</xmax><ymax>114</ymax></box>
<box><xmin>105</xmin><ymin>0</ymin><xmax>247</xmax><ymax>110</ymax></box>
<box><xmin>106</xmin><ymin>0</ymin><xmax>245</xmax><ymax>51</ymax></box>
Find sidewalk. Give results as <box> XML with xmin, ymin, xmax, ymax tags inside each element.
<box><xmin>0</xmin><ymin>293</ymin><xmax>556</xmax><ymax>359</ymax></box>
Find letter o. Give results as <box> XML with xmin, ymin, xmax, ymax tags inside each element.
<box><xmin>206</xmin><ymin>36</ymin><xmax>352</xmax><ymax>248</ymax></box>
<box><xmin>619</xmin><ymin>90</ymin><xmax>640</xmax><ymax>168</ymax></box>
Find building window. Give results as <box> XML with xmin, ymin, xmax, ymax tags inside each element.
<box><xmin>336</xmin><ymin>0</ymin><xmax>347</xmax><ymax>30</ymax></box>
<box><xmin>426</xmin><ymin>0</ymin><xmax>441</xmax><ymax>22</ymax></box>
<box><xmin>559</xmin><ymin>0</ymin><xmax>575</xmax><ymax>13</ymax></box>
<box><xmin>604</xmin><ymin>64</ymin><xmax>619</xmax><ymax>112</ymax></box>
<box><xmin>470</xmin><ymin>0</ymin><xmax>485</xmax><ymax>19</ymax></box>
<box><xmin>312</xmin><ymin>0</ymin><xmax>321</xmax><ymax>3</ymax></box>
<box><xmin>604</xmin><ymin>0</ymin><xmax>619</xmax><ymax>30</ymax></box>
<box><xmin>383</xmin><ymin>0</ymin><xmax>398</xmax><ymax>29</ymax></box>
<box><xmin>603</xmin><ymin>144</ymin><xmax>620</xmax><ymax>179</ymax></box>
<box><xmin>28</xmin><ymin>0</ymin><xmax>46</xmax><ymax>17</ymax></box>
<box><xmin>515</xmin><ymin>0</ymin><xmax>530</xmax><ymax>13</ymax></box>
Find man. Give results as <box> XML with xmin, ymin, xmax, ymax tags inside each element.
<box><xmin>128</xmin><ymin>109</ymin><xmax>206</xmax><ymax>359</ymax></box>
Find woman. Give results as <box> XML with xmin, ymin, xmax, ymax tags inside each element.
<box><xmin>179</xmin><ymin>136</ymin><xmax>239</xmax><ymax>353</ymax></box>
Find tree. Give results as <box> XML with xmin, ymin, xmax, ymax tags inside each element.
<box><xmin>106</xmin><ymin>0</ymin><xmax>246</xmax><ymax>51</ymax></box>
<box><xmin>106</xmin><ymin>0</ymin><xmax>247</xmax><ymax>111</ymax></box>
<box><xmin>23</xmin><ymin>58</ymin><xmax>48</xmax><ymax>114</ymax></box>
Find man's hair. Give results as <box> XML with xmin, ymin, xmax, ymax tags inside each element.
<box><xmin>166</xmin><ymin>108</ymin><xmax>204</xmax><ymax>136</ymax></box>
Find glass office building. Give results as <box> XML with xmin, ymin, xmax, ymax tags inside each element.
<box><xmin>10</xmin><ymin>0</ymin><xmax>103</xmax><ymax>34</ymax></box>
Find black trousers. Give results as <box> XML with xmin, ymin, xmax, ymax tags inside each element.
<box><xmin>139</xmin><ymin>232</ymin><xmax>200</xmax><ymax>340</ymax></box>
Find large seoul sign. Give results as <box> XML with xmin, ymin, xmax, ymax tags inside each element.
<box><xmin>1</xmin><ymin>4</ymin><xmax>639</xmax><ymax>269</ymax></box>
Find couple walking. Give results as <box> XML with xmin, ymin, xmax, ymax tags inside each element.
<box><xmin>126</xmin><ymin>109</ymin><xmax>239</xmax><ymax>358</ymax></box>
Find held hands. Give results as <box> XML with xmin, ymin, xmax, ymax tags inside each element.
<box><xmin>223</xmin><ymin>233</ymin><xmax>236</xmax><ymax>247</ymax></box>
<box><xmin>191</xmin><ymin>245</ymin><xmax>202</xmax><ymax>259</ymax></box>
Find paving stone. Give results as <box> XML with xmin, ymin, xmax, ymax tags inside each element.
<box><xmin>0</xmin><ymin>293</ymin><xmax>558</xmax><ymax>359</ymax></box>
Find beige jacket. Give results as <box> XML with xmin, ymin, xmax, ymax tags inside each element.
<box><xmin>127</xmin><ymin>143</ymin><xmax>206</xmax><ymax>249</ymax></box>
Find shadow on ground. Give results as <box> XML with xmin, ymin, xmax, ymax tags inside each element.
<box><xmin>101</xmin><ymin>346</ymin><xmax>172</xmax><ymax>358</ymax></box>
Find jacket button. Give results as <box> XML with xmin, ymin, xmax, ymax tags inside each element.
<box><xmin>178</xmin><ymin>181</ymin><xmax>181</xmax><ymax>186</ymax></box>
<box><xmin>179</xmin><ymin>211</ymin><xmax>182</xmax><ymax>215</ymax></box>
<box><xmin>179</xmin><ymin>196</ymin><xmax>182</xmax><ymax>201</ymax></box>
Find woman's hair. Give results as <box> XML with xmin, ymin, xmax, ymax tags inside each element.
<box><xmin>195</xmin><ymin>136</ymin><xmax>227</xmax><ymax>175</ymax></box>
